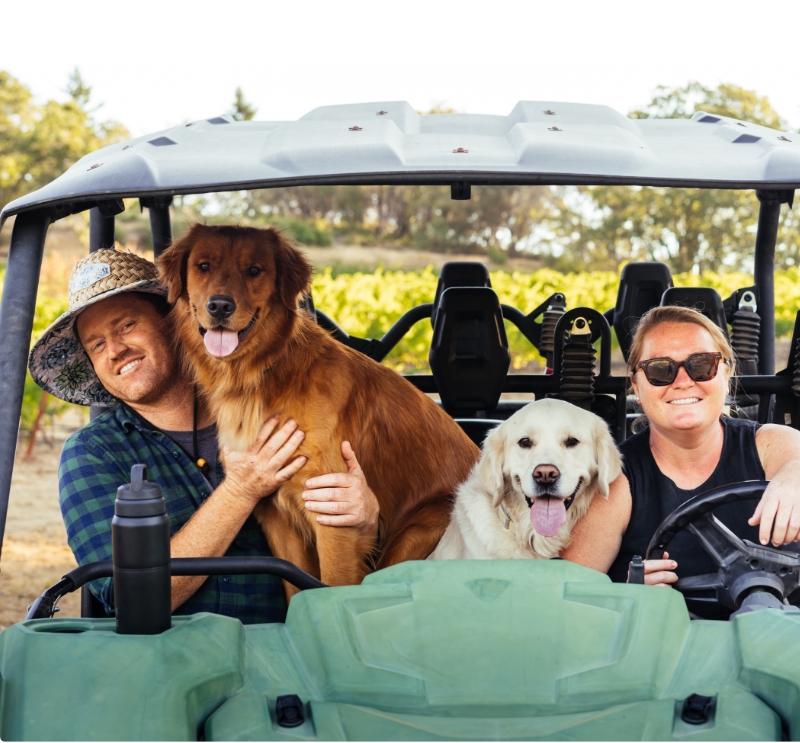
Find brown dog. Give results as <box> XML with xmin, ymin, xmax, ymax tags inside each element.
<box><xmin>158</xmin><ymin>224</ymin><xmax>479</xmax><ymax>595</ymax></box>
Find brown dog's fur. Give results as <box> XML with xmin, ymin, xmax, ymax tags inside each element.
<box><xmin>158</xmin><ymin>224</ymin><xmax>479</xmax><ymax>596</ymax></box>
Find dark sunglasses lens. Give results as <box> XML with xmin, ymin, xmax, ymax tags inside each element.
<box><xmin>644</xmin><ymin>359</ymin><xmax>676</xmax><ymax>385</ymax></box>
<box><xmin>685</xmin><ymin>354</ymin><xmax>718</xmax><ymax>381</ymax></box>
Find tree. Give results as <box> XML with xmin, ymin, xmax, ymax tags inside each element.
<box><xmin>0</xmin><ymin>70</ymin><xmax>129</xmax><ymax>207</ymax></box>
<box><xmin>550</xmin><ymin>83</ymin><xmax>793</xmax><ymax>273</ymax></box>
<box><xmin>230</xmin><ymin>87</ymin><xmax>257</xmax><ymax>121</ymax></box>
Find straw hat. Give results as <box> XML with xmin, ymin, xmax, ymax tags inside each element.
<box><xmin>28</xmin><ymin>249</ymin><xmax>167</xmax><ymax>406</ymax></box>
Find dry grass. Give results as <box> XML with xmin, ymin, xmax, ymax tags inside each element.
<box><xmin>0</xmin><ymin>409</ymin><xmax>86</xmax><ymax>629</ymax></box>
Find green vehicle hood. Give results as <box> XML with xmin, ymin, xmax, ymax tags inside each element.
<box><xmin>1</xmin><ymin>560</ymin><xmax>798</xmax><ymax>740</ymax></box>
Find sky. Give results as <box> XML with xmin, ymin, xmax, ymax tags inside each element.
<box><xmin>2</xmin><ymin>0</ymin><xmax>799</xmax><ymax>138</ymax></box>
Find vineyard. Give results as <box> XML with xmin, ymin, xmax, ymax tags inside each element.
<box><xmin>312</xmin><ymin>265</ymin><xmax>800</xmax><ymax>371</ymax></box>
<box><xmin>7</xmin><ymin>259</ymin><xmax>800</xmax><ymax>430</ymax></box>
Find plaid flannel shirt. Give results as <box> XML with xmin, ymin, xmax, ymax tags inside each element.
<box><xmin>59</xmin><ymin>404</ymin><xmax>287</xmax><ymax>624</ymax></box>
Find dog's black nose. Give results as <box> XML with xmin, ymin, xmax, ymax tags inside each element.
<box><xmin>207</xmin><ymin>294</ymin><xmax>236</xmax><ymax>320</ymax></box>
<box><xmin>533</xmin><ymin>464</ymin><xmax>560</xmax><ymax>484</ymax></box>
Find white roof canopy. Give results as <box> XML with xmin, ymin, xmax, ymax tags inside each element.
<box><xmin>3</xmin><ymin>100</ymin><xmax>799</xmax><ymax>221</ymax></box>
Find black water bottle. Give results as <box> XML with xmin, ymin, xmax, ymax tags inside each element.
<box><xmin>112</xmin><ymin>464</ymin><xmax>171</xmax><ymax>634</ymax></box>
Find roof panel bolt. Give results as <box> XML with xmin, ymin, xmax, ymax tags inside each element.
<box><xmin>548</xmin><ymin>127</ymin><xmax>562</xmax><ymax>132</ymax></box>
<box><xmin>376</xmin><ymin>110</ymin><xmax>388</xmax><ymax>115</ymax></box>
<box><xmin>349</xmin><ymin>126</ymin><xmax>362</xmax><ymax>131</ymax></box>
<box><xmin>87</xmin><ymin>163</ymin><xmax>102</xmax><ymax>170</ymax></box>
<box><xmin>452</xmin><ymin>147</ymin><xmax>469</xmax><ymax>153</ymax></box>
<box><xmin>544</xmin><ymin>110</ymin><xmax>556</xmax><ymax>115</ymax></box>
<box><xmin>779</xmin><ymin>136</ymin><xmax>792</xmax><ymax>142</ymax></box>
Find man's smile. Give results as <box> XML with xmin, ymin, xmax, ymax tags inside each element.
<box><xmin>117</xmin><ymin>358</ymin><xmax>144</xmax><ymax>376</ymax></box>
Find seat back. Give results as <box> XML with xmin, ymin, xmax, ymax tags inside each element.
<box><xmin>429</xmin><ymin>287</ymin><xmax>510</xmax><ymax>415</ymax></box>
<box><xmin>455</xmin><ymin>419</ymin><xmax>503</xmax><ymax>447</ymax></box>
<box><xmin>610</xmin><ymin>262</ymin><xmax>673</xmax><ymax>360</ymax></box>
<box><xmin>432</xmin><ymin>262</ymin><xmax>491</xmax><ymax>327</ymax></box>
<box><xmin>660</xmin><ymin>287</ymin><xmax>729</xmax><ymax>336</ymax></box>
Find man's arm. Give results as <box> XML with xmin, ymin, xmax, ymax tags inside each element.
<box><xmin>60</xmin><ymin>416</ymin><xmax>307</xmax><ymax>613</ymax></box>
<box><xmin>302</xmin><ymin>441</ymin><xmax>380</xmax><ymax>538</ymax></box>
<box><xmin>169</xmin><ymin>417</ymin><xmax>306</xmax><ymax>610</ymax></box>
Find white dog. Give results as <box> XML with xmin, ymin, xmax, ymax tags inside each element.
<box><xmin>430</xmin><ymin>399</ymin><xmax>622</xmax><ymax>560</ymax></box>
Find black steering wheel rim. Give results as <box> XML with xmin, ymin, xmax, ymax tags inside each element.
<box><xmin>646</xmin><ymin>480</ymin><xmax>769</xmax><ymax>560</ymax></box>
<box><xmin>644</xmin><ymin>479</ymin><xmax>800</xmax><ymax>613</ymax></box>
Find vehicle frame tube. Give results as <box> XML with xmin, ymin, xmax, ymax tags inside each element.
<box><xmin>0</xmin><ymin>211</ymin><xmax>50</xmax><ymax>556</ymax></box>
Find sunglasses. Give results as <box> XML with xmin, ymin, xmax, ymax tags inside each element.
<box><xmin>636</xmin><ymin>352</ymin><xmax>724</xmax><ymax>387</ymax></box>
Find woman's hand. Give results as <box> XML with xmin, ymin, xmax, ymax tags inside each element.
<box><xmin>748</xmin><ymin>459</ymin><xmax>800</xmax><ymax>546</ymax></box>
<box><xmin>302</xmin><ymin>442</ymin><xmax>380</xmax><ymax>536</ymax></box>
<box><xmin>630</xmin><ymin>551</ymin><xmax>678</xmax><ymax>587</ymax></box>
<box><xmin>220</xmin><ymin>416</ymin><xmax>307</xmax><ymax>505</ymax></box>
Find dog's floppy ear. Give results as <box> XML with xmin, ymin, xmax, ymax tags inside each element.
<box><xmin>593</xmin><ymin>417</ymin><xmax>622</xmax><ymax>499</ymax></box>
<box><xmin>157</xmin><ymin>228</ymin><xmax>196</xmax><ymax>305</ymax></box>
<box><xmin>269</xmin><ymin>230</ymin><xmax>313</xmax><ymax>311</ymax></box>
<box><xmin>474</xmin><ymin>424</ymin><xmax>507</xmax><ymax>507</ymax></box>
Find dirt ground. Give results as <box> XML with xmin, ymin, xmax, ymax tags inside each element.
<box><xmin>0</xmin><ymin>408</ymin><xmax>88</xmax><ymax>629</ymax></box>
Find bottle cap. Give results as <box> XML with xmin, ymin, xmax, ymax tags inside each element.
<box><xmin>115</xmin><ymin>464</ymin><xmax>166</xmax><ymax>516</ymax></box>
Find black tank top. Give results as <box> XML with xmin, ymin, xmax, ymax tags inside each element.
<box><xmin>608</xmin><ymin>417</ymin><xmax>778</xmax><ymax>618</ymax></box>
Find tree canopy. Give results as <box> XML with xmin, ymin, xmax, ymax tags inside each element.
<box><xmin>2</xmin><ymin>73</ymin><xmax>798</xmax><ymax>274</ymax></box>
<box><xmin>0</xmin><ymin>69</ymin><xmax>128</xmax><ymax>208</ymax></box>
<box><xmin>549</xmin><ymin>82</ymin><xmax>797</xmax><ymax>273</ymax></box>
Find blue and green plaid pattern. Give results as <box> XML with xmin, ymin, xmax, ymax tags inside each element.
<box><xmin>59</xmin><ymin>404</ymin><xmax>287</xmax><ymax>624</ymax></box>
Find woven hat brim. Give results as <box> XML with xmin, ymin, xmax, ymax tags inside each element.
<box><xmin>28</xmin><ymin>279</ymin><xmax>167</xmax><ymax>406</ymax></box>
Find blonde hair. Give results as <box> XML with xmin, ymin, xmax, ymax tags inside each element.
<box><xmin>627</xmin><ymin>305</ymin><xmax>736</xmax><ymax>432</ymax></box>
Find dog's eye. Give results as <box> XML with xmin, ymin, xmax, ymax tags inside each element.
<box><xmin>518</xmin><ymin>437</ymin><xmax>532</xmax><ymax>449</ymax></box>
<box><xmin>197</xmin><ymin>262</ymin><xmax>210</xmax><ymax>272</ymax></box>
<box><xmin>565</xmin><ymin>437</ymin><xmax>580</xmax><ymax>448</ymax></box>
<box><xmin>247</xmin><ymin>266</ymin><xmax>261</xmax><ymax>277</ymax></box>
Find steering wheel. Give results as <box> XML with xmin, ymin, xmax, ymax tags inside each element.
<box><xmin>645</xmin><ymin>480</ymin><xmax>800</xmax><ymax>614</ymax></box>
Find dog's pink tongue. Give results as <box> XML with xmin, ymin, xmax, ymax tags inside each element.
<box><xmin>530</xmin><ymin>496</ymin><xmax>567</xmax><ymax>537</ymax></box>
<box><xmin>204</xmin><ymin>329</ymin><xmax>239</xmax><ymax>357</ymax></box>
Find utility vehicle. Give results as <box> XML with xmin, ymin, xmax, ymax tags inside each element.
<box><xmin>1</xmin><ymin>101</ymin><xmax>800</xmax><ymax>740</ymax></box>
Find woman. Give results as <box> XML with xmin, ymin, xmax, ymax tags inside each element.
<box><xmin>562</xmin><ymin>305</ymin><xmax>800</xmax><ymax>615</ymax></box>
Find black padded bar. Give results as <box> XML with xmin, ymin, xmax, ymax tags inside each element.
<box><xmin>170</xmin><ymin>557</ymin><xmax>326</xmax><ymax>590</ymax></box>
<box><xmin>28</xmin><ymin>557</ymin><xmax>326</xmax><ymax>620</ymax></box>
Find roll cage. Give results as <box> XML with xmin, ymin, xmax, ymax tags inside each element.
<box><xmin>1</xmin><ymin>100</ymin><xmax>799</xmax><ymax>572</ymax></box>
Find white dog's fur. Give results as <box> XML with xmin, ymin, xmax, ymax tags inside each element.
<box><xmin>429</xmin><ymin>399</ymin><xmax>622</xmax><ymax>560</ymax></box>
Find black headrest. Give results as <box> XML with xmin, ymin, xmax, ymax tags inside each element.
<box><xmin>432</xmin><ymin>262</ymin><xmax>491</xmax><ymax>327</ymax></box>
<box><xmin>429</xmin><ymin>287</ymin><xmax>510</xmax><ymax>414</ymax></box>
<box><xmin>611</xmin><ymin>262</ymin><xmax>672</xmax><ymax>360</ymax></box>
<box><xmin>660</xmin><ymin>287</ymin><xmax>729</xmax><ymax>336</ymax></box>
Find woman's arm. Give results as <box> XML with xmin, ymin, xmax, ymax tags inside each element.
<box><xmin>752</xmin><ymin>424</ymin><xmax>800</xmax><ymax>546</ymax></box>
<box><xmin>561</xmin><ymin>472</ymin><xmax>677</xmax><ymax>585</ymax></box>
<box><xmin>560</xmin><ymin>473</ymin><xmax>633</xmax><ymax>573</ymax></box>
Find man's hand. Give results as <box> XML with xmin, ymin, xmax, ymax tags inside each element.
<box><xmin>630</xmin><ymin>551</ymin><xmax>678</xmax><ymax>587</ymax></box>
<box><xmin>220</xmin><ymin>416</ymin><xmax>307</xmax><ymax>505</ymax></box>
<box><xmin>302</xmin><ymin>441</ymin><xmax>380</xmax><ymax>535</ymax></box>
<box><xmin>748</xmin><ymin>460</ymin><xmax>800</xmax><ymax>546</ymax></box>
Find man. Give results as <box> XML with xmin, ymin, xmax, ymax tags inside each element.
<box><xmin>29</xmin><ymin>248</ymin><xmax>378</xmax><ymax>623</ymax></box>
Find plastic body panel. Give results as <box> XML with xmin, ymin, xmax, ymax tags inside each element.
<box><xmin>1</xmin><ymin>560</ymin><xmax>799</xmax><ymax>740</ymax></box>
<box><xmin>0</xmin><ymin>614</ymin><xmax>244</xmax><ymax>741</ymax></box>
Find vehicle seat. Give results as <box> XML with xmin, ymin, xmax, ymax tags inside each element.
<box><xmin>607</xmin><ymin>262</ymin><xmax>672</xmax><ymax>361</ymax></box>
<box><xmin>660</xmin><ymin>287</ymin><xmax>729</xmax><ymax>336</ymax></box>
<box><xmin>431</xmin><ymin>262</ymin><xmax>491</xmax><ymax>328</ymax></box>
<box><xmin>429</xmin><ymin>286</ymin><xmax>510</xmax><ymax>416</ymax></box>
<box><xmin>455</xmin><ymin>418</ymin><xmax>502</xmax><ymax>447</ymax></box>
